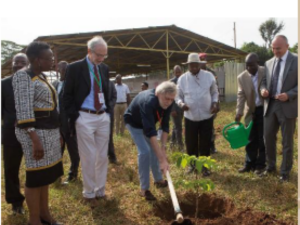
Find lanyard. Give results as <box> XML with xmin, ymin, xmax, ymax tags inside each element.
<box><xmin>88</xmin><ymin>64</ymin><xmax>102</xmax><ymax>91</ymax></box>
<box><xmin>156</xmin><ymin>110</ymin><xmax>164</xmax><ymax>127</ymax></box>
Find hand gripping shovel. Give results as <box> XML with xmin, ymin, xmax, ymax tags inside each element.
<box><xmin>166</xmin><ymin>171</ymin><xmax>193</xmax><ymax>225</ymax></box>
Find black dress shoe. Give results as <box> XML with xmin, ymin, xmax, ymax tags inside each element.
<box><xmin>41</xmin><ymin>218</ymin><xmax>63</xmax><ymax>225</ymax></box>
<box><xmin>12</xmin><ymin>205</ymin><xmax>25</xmax><ymax>215</ymax></box>
<box><xmin>62</xmin><ymin>176</ymin><xmax>77</xmax><ymax>185</ymax></box>
<box><xmin>238</xmin><ymin>166</ymin><xmax>252</xmax><ymax>173</ymax></box>
<box><xmin>279</xmin><ymin>174</ymin><xmax>289</xmax><ymax>182</ymax></box>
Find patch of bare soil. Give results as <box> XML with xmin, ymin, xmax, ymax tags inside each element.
<box><xmin>153</xmin><ymin>193</ymin><xmax>294</xmax><ymax>225</ymax></box>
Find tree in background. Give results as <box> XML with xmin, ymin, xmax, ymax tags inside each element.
<box><xmin>289</xmin><ymin>43</ymin><xmax>298</xmax><ymax>54</ymax></box>
<box><xmin>1</xmin><ymin>40</ymin><xmax>25</xmax><ymax>64</ymax></box>
<box><xmin>259</xmin><ymin>18</ymin><xmax>284</xmax><ymax>48</ymax></box>
<box><xmin>240</xmin><ymin>42</ymin><xmax>273</xmax><ymax>66</ymax></box>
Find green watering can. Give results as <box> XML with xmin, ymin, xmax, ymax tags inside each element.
<box><xmin>222</xmin><ymin>121</ymin><xmax>253</xmax><ymax>149</ymax></box>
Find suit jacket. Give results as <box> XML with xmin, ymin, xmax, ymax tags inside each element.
<box><xmin>260</xmin><ymin>52</ymin><xmax>298</xmax><ymax>118</ymax></box>
<box><xmin>63</xmin><ymin>58</ymin><xmax>110</xmax><ymax>123</ymax></box>
<box><xmin>1</xmin><ymin>75</ymin><xmax>21</xmax><ymax>146</ymax></box>
<box><xmin>170</xmin><ymin>76</ymin><xmax>183</xmax><ymax>113</ymax></box>
<box><xmin>236</xmin><ymin>66</ymin><xmax>265</xmax><ymax>125</ymax></box>
<box><xmin>108</xmin><ymin>80</ymin><xmax>117</xmax><ymax>116</ymax></box>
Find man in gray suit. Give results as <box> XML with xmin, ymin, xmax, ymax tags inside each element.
<box><xmin>260</xmin><ymin>35</ymin><xmax>298</xmax><ymax>182</ymax></box>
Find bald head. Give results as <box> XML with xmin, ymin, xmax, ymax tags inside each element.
<box><xmin>245</xmin><ymin>53</ymin><xmax>259</xmax><ymax>76</ymax></box>
<box><xmin>57</xmin><ymin>61</ymin><xmax>68</xmax><ymax>81</ymax></box>
<box><xmin>271</xmin><ymin>35</ymin><xmax>289</xmax><ymax>58</ymax></box>
<box><xmin>12</xmin><ymin>53</ymin><xmax>28</xmax><ymax>73</ymax></box>
<box><xmin>173</xmin><ymin>65</ymin><xmax>182</xmax><ymax>78</ymax></box>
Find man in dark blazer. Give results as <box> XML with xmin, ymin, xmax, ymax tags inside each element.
<box><xmin>170</xmin><ymin>65</ymin><xmax>184</xmax><ymax>149</ymax></box>
<box><xmin>52</xmin><ymin>61</ymin><xmax>80</xmax><ymax>184</ymax></box>
<box><xmin>107</xmin><ymin>80</ymin><xmax>117</xmax><ymax>164</ymax></box>
<box><xmin>1</xmin><ymin>53</ymin><xmax>28</xmax><ymax>214</ymax></box>
<box><xmin>260</xmin><ymin>35</ymin><xmax>298</xmax><ymax>182</ymax></box>
<box><xmin>63</xmin><ymin>36</ymin><xmax>111</xmax><ymax>208</ymax></box>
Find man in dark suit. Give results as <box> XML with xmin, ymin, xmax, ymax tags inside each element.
<box><xmin>107</xmin><ymin>80</ymin><xmax>117</xmax><ymax>164</ymax></box>
<box><xmin>260</xmin><ymin>35</ymin><xmax>298</xmax><ymax>182</ymax></box>
<box><xmin>170</xmin><ymin>65</ymin><xmax>184</xmax><ymax>150</ymax></box>
<box><xmin>52</xmin><ymin>61</ymin><xmax>80</xmax><ymax>184</ymax></box>
<box><xmin>63</xmin><ymin>36</ymin><xmax>111</xmax><ymax>208</ymax></box>
<box><xmin>1</xmin><ymin>53</ymin><xmax>28</xmax><ymax>214</ymax></box>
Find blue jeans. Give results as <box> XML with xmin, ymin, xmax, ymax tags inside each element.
<box><xmin>126</xmin><ymin>124</ymin><xmax>163</xmax><ymax>190</ymax></box>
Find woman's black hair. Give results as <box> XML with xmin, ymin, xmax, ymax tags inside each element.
<box><xmin>25</xmin><ymin>41</ymin><xmax>50</xmax><ymax>62</ymax></box>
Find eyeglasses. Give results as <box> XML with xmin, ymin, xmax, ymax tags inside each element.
<box><xmin>92</xmin><ymin>50</ymin><xmax>108</xmax><ymax>59</ymax></box>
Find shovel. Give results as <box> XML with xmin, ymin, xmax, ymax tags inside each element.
<box><xmin>166</xmin><ymin>171</ymin><xmax>193</xmax><ymax>225</ymax></box>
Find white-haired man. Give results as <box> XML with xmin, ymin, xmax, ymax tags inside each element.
<box><xmin>64</xmin><ymin>36</ymin><xmax>111</xmax><ymax>207</ymax></box>
<box><xmin>124</xmin><ymin>81</ymin><xmax>176</xmax><ymax>201</ymax></box>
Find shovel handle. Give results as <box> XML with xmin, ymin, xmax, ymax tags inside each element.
<box><xmin>166</xmin><ymin>171</ymin><xmax>184</xmax><ymax>223</ymax></box>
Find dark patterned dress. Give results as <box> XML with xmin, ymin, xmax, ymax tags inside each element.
<box><xmin>13</xmin><ymin>70</ymin><xmax>63</xmax><ymax>187</ymax></box>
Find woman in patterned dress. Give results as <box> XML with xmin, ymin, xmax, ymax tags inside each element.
<box><xmin>13</xmin><ymin>41</ymin><xmax>63</xmax><ymax>225</ymax></box>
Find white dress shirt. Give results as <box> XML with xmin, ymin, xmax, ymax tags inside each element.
<box><xmin>274</xmin><ymin>50</ymin><xmax>289</xmax><ymax>95</ymax></box>
<box><xmin>115</xmin><ymin>83</ymin><xmax>130</xmax><ymax>103</ymax></box>
<box><xmin>250</xmin><ymin>71</ymin><xmax>262</xmax><ymax>107</ymax></box>
<box><xmin>176</xmin><ymin>70</ymin><xmax>219</xmax><ymax>121</ymax></box>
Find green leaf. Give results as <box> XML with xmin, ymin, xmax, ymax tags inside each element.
<box><xmin>195</xmin><ymin>160</ymin><xmax>203</xmax><ymax>173</ymax></box>
<box><xmin>181</xmin><ymin>158</ymin><xmax>188</xmax><ymax>168</ymax></box>
<box><xmin>176</xmin><ymin>156</ymin><xmax>183</xmax><ymax>168</ymax></box>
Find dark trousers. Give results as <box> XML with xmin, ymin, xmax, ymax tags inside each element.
<box><xmin>244</xmin><ymin>106</ymin><xmax>266</xmax><ymax>170</ymax></box>
<box><xmin>3</xmin><ymin>130</ymin><xmax>25</xmax><ymax>206</ymax></box>
<box><xmin>171</xmin><ymin>110</ymin><xmax>184</xmax><ymax>147</ymax></box>
<box><xmin>108</xmin><ymin>113</ymin><xmax>117</xmax><ymax>160</ymax></box>
<box><xmin>185</xmin><ymin>117</ymin><xmax>213</xmax><ymax>157</ymax></box>
<box><xmin>210</xmin><ymin>114</ymin><xmax>217</xmax><ymax>150</ymax></box>
<box><xmin>60</xmin><ymin>113</ymin><xmax>80</xmax><ymax>178</ymax></box>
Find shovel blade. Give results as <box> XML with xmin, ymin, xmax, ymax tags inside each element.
<box><xmin>171</xmin><ymin>218</ymin><xmax>193</xmax><ymax>225</ymax></box>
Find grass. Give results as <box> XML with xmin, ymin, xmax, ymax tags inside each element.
<box><xmin>1</xmin><ymin>102</ymin><xmax>298</xmax><ymax>224</ymax></box>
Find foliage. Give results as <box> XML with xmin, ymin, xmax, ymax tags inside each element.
<box><xmin>259</xmin><ymin>18</ymin><xmax>284</xmax><ymax>48</ymax></box>
<box><xmin>289</xmin><ymin>43</ymin><xmax>298</xmax><ymax>54</ymax></box>
<box><xmin>1</xmin><ymin>40</ymin><xmax>25</xmax><ymax>64</ymax></box>
<box><xmin>172</xmin><ymin>152</ymin><xmax>216</xmax><ymax>224</ymax></box>
<box><xmin>240</xmin><ymin>42</ymin><xmax>273</xmax><ymax>65</ymax></box>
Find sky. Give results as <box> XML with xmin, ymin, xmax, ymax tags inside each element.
<box><xmin>1</xmin><ymin>17</ymin><xmax>298</xmax><ymax>49</ymax></box>
<box><xmin>0</xmin><ymin>0</ymin><xmax>298</xmax><ymax>50</ymax></box>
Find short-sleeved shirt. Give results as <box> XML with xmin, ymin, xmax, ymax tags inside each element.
<box><xmin>115</xmin><ymin>83</ymin><xmax>130</xmax><ymax>103</ymax></box>
<box><xmin>124</xmin><ymin>89</ymin><xmax>173</xmax><ymax>138</ymax></box>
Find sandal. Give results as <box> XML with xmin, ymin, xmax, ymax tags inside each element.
<box><xmin>154</xmin><ymin>180</ymin><xmax>168</xmax><ymax>188</ymax></box>
<box><xmin>139</xmin><ymin>190</ymin><xmax>156</xmax><ymax>201</ymax></box>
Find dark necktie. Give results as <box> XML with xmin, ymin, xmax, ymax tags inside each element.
<box><xmin>93</xmin><ymin>65</ymin><xmax>102</xmax><ymax>111</ymax></box>
<box><xmin>270</xmin><ymin>58</ymin><xmax>282</xmax><ymax>98</ymax></box>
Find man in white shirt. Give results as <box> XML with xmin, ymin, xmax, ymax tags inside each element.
<box><xmin>177</xmin><ymin>53</ymin><xmax>219</xmax><ymax>176</ymax></box>
<box><xmin>114</xmin><ymin>74</ymin><xmax>131</xmax><ymax>135</ymax></box>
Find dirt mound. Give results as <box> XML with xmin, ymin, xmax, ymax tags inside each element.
<box><xmin>153</xmin><ymin>193</ymin><xmax>294</xmax><ymax>225</ymax></box>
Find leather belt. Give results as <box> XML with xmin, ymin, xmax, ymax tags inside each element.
<box><xmin>116</xmin><ymin>102</ymin><xmax>127</xmax><ymax>104</ymax></box>
<box><xmin>80</xmin><ymin>109</ymin><xmax>105</xmax><ymax>115</ymax></box>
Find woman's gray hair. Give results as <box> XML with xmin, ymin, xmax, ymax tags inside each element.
<box><xmin>87</xmin><ymin>36</ymin><xmax>107</xmax><ymax>50</ymax></box>
<box><xmin>155</xmin><ymin>81</ymin><xmax>177</xmax><ymax>95</ymax></box>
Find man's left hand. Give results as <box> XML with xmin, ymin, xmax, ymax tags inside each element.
<box><xmin>277</xmin><ymin>93</ymin><xmax>289</xmax><ymax>102</ymax></box>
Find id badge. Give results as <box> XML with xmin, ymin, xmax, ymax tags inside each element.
<box><xmin>157</xmin><ymin>129</ymin><xmax>163</xmax><ymax>140</ymax></box>
<box><xmin>98</xmin><ymin>92</ymin><xmax>105</xmax><ymax>104</ymax></box>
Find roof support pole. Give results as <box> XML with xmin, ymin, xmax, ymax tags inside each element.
<box><xmin>166</xmin><ymin>29</ymin><xmax>170</xmax><ymax>80</ymax></box>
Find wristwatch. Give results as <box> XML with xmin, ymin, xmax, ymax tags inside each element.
<box><xmin>27</xmin><ymin>127</ymin><xmax>36</xmax><ymax>133</ymax></box>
